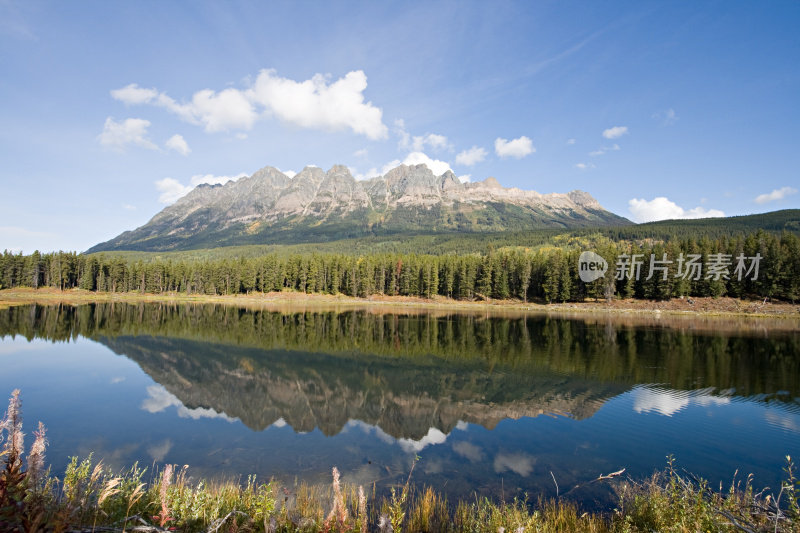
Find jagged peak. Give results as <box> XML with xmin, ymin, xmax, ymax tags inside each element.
<box><xmin>566</xmin><ymin>190</ymin><xmax>602</xmax><ymax>208</ymax></box>
<box><xmin>87</xmin><ymin>160</ymin><xmax>630</xmax><ymax>253</ymax></box>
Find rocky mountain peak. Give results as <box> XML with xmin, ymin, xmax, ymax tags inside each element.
<box><xmin>482</xmin><ymin>177</ymin><xmax>502</xmax><ymax>189</ymax></box>
<box><xmin>87</xmin><ymin>162</ymin><xmax>631</xmax><ymax>252</ymax></box>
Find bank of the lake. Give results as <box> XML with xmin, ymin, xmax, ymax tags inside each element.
<box><xmin>2</xmin><ymin>287</ymin><xmax>799</xmax><ymax>322</ymax></box>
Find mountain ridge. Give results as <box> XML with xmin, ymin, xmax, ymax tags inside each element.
<box><xmin>89</xmin><ymin>163</ymin><xmax>631</xmax><ymax>253</ymax></box>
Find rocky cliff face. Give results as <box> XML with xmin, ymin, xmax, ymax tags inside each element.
<box><xmin>89</xmin><ymin>163</ymin><xmax>631</xmax><ymax>252</ymax></box>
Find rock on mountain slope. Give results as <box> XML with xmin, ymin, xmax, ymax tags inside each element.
<box><xmin>88</xmin><ymin>163</ymin><xmax>631</xmax><ymax>252</ymax></box>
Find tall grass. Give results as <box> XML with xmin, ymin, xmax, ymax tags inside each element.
<box><xmin>1</xmin><ymin>390</ymin><xmax>798</xmax><ymax>532</ymax></box>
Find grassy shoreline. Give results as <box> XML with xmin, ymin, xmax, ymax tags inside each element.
<box><xmin>2</xmin><ymin>420</ymin><xmax>799</xmax><ymax>532</ymax></box>
<box><xmin>2</xmin><ymin>384</ymin><xmax>799</xmax><ymax>533</ymax></box>
<box><xmin>2</xmin><ymin>287</ymin><xmax>799</xmax><ymax>321</ymax></box>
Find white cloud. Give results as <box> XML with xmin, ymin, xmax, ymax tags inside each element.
<box><xmin>394</xmin><ymin>120</ymin><xmax>451</xmax><ymax>152</ymax></box>
<box><xmin>633</xmin><ymin>388</ymin><xmax>688</xmax><ymax>416</ymax></box>
<box><xmin>602</xmin><ymin>126</ymin><xmax>628</xmax><ymax>139</ymax></box>
<box><xmin>110</xmin><ymin>83</ymin><xmax>159</xmax><ymax>105</ymax></box>
<box><xmin>452</xmin><ymin>441</ymin><xmax>484</xmax><ymax>462</ymax></box>
<box><xmin>633</xmin><ymin>386</ymin><xmax>730</xmax><ymax>417</ymax></box>
<box><xmin>165</xmin><ymin>134</ymin><xmax>190</xmax><ymax>156</ymax></box>
<box><xmin>98</xmin><ymin>117</ymin><xmax>157</xmax><ymax>151</ymax></box>
<box><xmin>355</xmin><ymin>153</ymin><xmax>453</xmax><ymax>181</ymax></box>
<box><xmin>122</xmin><ymin>204</ymin><xmax>136</xmax><ymax>211</ymax></box>
<box><xmin>147</xmin><ymin>439</ymin><xmax>172</xmax><ymax>462</ymax></box>
<box><xmin>353</xmin><ymin>148</ymin><xmax>368</xmax><ymax>158</ymax></box>
<box><xmin>494</xmin><ymin>136</ymin><xmax>534</xmax><ymax>158</ymax></box>
<box><xmin>191</xmin><ymin>87</ymin><xmax>259</xmax><ymax>132</ymax></box>
<box><xmin>566</xmin><ymin>138</ymin><xmax>576</xmax><ymax>145</ymax></box>
<box><xmin>155</xmin><ymin>172</ymin><xmax>247</xmax><ymax>204</ymax></box>
<box><xmin>283</xmin><ymin>170</ymin><xmax>297</xmax><ymax>179</ymax></box>
<box><xmin>141</xmin><ymin>385</ymin><xmax>236</xmax><ymax>421</ymax></box>
<box><xmin>155</xmin><ymin>178</ymin><xmax>193</xmax><ymax>204</ymax></box>
<box><xmin>493</xmin><ymin>452</ymin><xmax>535</xmax><ymax>477</ymax></box>
<box><xmin>394</xmin><ymin>119</ymin><xmax>410</xmax><ymax>149</ymax></box>
<box><xmin>402</xmin><ymin>151</ymin><xmax>452</xmax><ymax>175</ymax></box>
<box><xmin>754</xmin><ymin>186</ymin><xmax>798</xmax><ymax>204</ymax></box>
<box><xmin>250</xmin><ymin>69</ymin><xmax>387</xmax><ymax>139</ymax></box>
<box><xmin>410</xmin><ymin>133</ymin><xmax>451</xmax><ymax>152</ymax></box>
<box><xmin>458</xmin><ymin>174</ymin><xmax>471</xmax><ymax>183</ymax></box>
<box><xmin>398</xmin><ymin>427</ymin><xmax>448</xmax><ymax>453</ymax></box>
<box><xmin>653</xmin><ymin>108</ymin><xmax>678</xmax><ymax>126</ymax></box>
<box><xmin>589</xmin><ymin>144</ymin><xmax>620</xmax><ymax>157</ymax></box>
<box><xmin>628</xmin><ymin>197</ymin><xmax>725</xmax><ymax>223</ymax></box>
<box><xmin>455</xmin><ymin>146</ymin><xmax>488</xmax><ymax>166</ymax></box>
<box><xmin>352</xmin><ymin>167</ymin><xmax>379</xmax><ymax>181</ymax></box>
<box><xmin>381</xmin><ymin>159</ymin><xmax>402</xmax><ymax>174</ymax></box>
<box><xmin>575</xmin><ymin>163</ymin><xmax>595</xmax><ymax>170</ymax></box>
<box><xmin>111</xmin><ymin>69</ymin><xmax>388</xmax><ymax>139</ymax></box>
<box><xmin>765</xmin><ymin>411</ymin><xmax>800</xmax><ymax>434</ymax></box>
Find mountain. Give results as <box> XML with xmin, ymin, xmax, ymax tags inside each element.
<box><xmin>88</xmin><ymin>164</ymin><xmax>631</xmax><ymax>252</ymax></box>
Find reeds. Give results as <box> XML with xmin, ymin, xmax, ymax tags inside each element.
<box><xmin>1</xmin><ymin>390</ymin><xmax>799</xmax><ymax>532</ymax></box>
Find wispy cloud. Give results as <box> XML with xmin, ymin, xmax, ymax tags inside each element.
<box><xmin>653</xmin><ymin>108</ymin><xmax>678</xmax><ymax>126</ymax></box>
<box><xmin>394</xmin><ymin>119</ymin><xmax>451</xmax><ymax>152</ymax></box>
<box><xmin>602</xmin><ymin>126</ymin><xmax>628</xmax><ymax>139</ymax></box>
<box><xmin>455</xmin><ymin>146</ymin><xmax>487</xmax><ymax>166</ymax></box>
<box><xmin>98</xmin><ymin>117</ymin><xmax>158</xmax><ymax>151</ymax></box>
<box><xmin>754</xmin><ymin>186</ymin><xmax>797</xmax><ymax>204</ymax></box>
<box><xmin>494</xmin><ymin>452</ymin><xmax>535</xmax><ymax>477</ymax></box>
<box><xmin>589</xmin><ymin>144</ymin><xmax>620</xmax><ymax>157</ymax></box>
<box><xmin>165</xmin><ymin>134</ymin><xmax>191</xmax><ymax>156</ymax></box>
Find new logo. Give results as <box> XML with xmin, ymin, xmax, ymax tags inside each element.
<box><xmin>578</xmin><ymin>251</ymin><xmax>608</xmax><ymax>282</ymax></box>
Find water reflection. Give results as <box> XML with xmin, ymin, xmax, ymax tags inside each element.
<box><xmin>0</xmin><ymin>303</ymin><xmax>798</xmax><ymax>508</ymax></box>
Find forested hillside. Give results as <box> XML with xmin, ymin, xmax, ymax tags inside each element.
<box><xmin>3</xmin><ymin>230</ymin><xmax>799</xmax><ymax>303</ymax></box>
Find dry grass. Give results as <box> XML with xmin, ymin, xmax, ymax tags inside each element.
<box><xmin>2</xmin><ymin>288</ymin><xmax>798</xmax><ymax>337</ymax></box>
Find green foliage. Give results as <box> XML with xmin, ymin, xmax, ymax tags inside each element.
<box><xmin>4</xmin><ymin>228</ymin><xmax>800</xmax><ymax>303</ymax></box>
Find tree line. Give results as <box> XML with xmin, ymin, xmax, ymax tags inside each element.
<box><xmin>1</xmin><ymin>230</ymin><xmax>799</xmax><ymax>302</ymax></box>
<box><xmin>2</xmin><ymin>303</ymin><xmax>798</xmax><ymax>396</ymax></box>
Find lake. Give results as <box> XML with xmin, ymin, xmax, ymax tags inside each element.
<box><xmin>1</xmin><ymin>302</ymin><xmax>798</xmax><ymax>509</ymax></box>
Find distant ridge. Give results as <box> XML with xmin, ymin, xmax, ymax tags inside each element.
<box><xmin>88</xmin><ymin>163</ymin><xmax>631</xmax><ymax>252</ymax></box>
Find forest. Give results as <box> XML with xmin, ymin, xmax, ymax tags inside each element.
<box><xmin>1</xmin><ymin>230</ymin><xmax>799</xmax><ymax>303</ymax></box>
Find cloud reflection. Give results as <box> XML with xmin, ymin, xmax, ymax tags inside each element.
<box><xmin>493</xmin><ymin>452</ymin><xmax>535</xmax><ymax>477</ymax></box>
<box><xmin>633</xmin><ymin>386</ymin><xmax>731</xmax><ymax>417</ymax></box>
<box><xmin>141</xmin><ymin>384</ymin><xmax>237</xmax><ymax>422</ymax></box>
<box><xmin>345</xmin><ymin>419</ymin><xmax>451</xmax><ymax>453</ymax></box>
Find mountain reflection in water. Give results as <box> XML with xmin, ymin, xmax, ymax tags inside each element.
<box><xmin>0</xmin><ymin>302</ymin><xmax>798</xmax><ymax>508</ymax></box>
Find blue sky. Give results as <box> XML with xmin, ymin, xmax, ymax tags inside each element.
<box><xmin>1</xmin><ymin>1</ymin><xmax>798</xmax><ymax>253</ymax></box>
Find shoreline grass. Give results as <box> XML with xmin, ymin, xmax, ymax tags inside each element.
<box><xmin>2</xmin><ymin>390</ymin><xmax>799</xmax><ymax>532</ymax></box>
<box><xmin>1</xmin><ymin>287</ymin><xmax>799</xmax><ymax>324</ymax></box>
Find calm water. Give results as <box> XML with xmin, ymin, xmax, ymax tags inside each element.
<box><xmin>1</xmin><ymin>303</ymin><xmax>798</xmax><ymax>509</ymax></box>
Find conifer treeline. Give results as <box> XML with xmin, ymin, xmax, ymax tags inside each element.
<box><xmin>1</xmin><ymin>231</ymin><xmax>799</xmax><ymax>302</ymax></box>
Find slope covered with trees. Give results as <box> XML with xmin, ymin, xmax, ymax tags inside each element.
<box><xmin>2</xmin><ymin>230</ymin><xmax>799</xmax><ymax>303</ymax></box>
